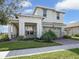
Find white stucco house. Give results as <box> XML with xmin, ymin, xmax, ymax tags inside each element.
<box><xmin>65</xmin><ymin>22</ymin><xmax>79</xmax><ymax>36</ymax></box>
<box><xmin>8</xmin><ymin>6</ymin><xmax>65</xmax><ymax>39</ymax></box>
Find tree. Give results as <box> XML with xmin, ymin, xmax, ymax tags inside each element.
<box><xmin>0</xmin><ymin>11</ymin><xmax>8</xmax><ymax>25</ymax></box>
<box><xmin>0</xmin><ymin>0</ymin><xmax>4</xmax><ymax>5</ymax></box>
<box><xmin>0</xmin><ymin>0</ymin><xmax>26</xmax><ymax>25</ymax></box>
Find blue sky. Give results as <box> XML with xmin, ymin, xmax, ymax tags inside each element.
<box><xmin>0</xmin><ymin>25</ymin><xmax>8</xmax><ymax>33</ymax></box>
<box><xmin>20</xmin><ymin>0</ymin><xmax>79</xmax><ymax>24</ymax></box>
<box><xmin>0</xmin><ymin>0</ymin><xmax>79</xmax><ymax>33</ymax></box>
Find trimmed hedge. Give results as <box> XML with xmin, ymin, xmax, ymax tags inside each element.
<box><xmin>16</xmin><ymin>36</ymin><xmax>35</xmax><ymax>41</ymax></box>
<box><xmin>63</xmin><ymin>35</ymin><xmax>79</xmax><ymax>40</ymax></box>
<box><xmin>74</xmin><ymin>34</ymin><xmax>79</xmax><ymax>37</ymax></box>
<box><xmin>63</xmin><ymin>35</ymin><xmax>71</xmax><ymax>39</ymax></box>
<box><xmin>16</xmin><ymin>36</ymin><xmax>24</xmax><ymax>41</ymax></box>
<box><xmin>71</xmin><ymin>37</ymin><xmax>79</xmax><ymax>40</ymax></box>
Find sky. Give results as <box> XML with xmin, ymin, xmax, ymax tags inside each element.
<box><xmin>0</xmin><ymin>0</ymin><xmax>79</xmax><ymax>33</ymax></box>
<box><xmin>0</xmin><ymin>25</ymin><xmax>8</xmax><ymax>33</ymax></box>
<box><xmin>20</xmin><ymin>0</ymin><xmax>79</xmax><ymax>24</ymax></box>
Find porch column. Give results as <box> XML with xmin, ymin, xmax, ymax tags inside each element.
<box><xmin>61</xmin><ymin>27</ymin><xmax>64</xmax><ymax>37</ymax></box>
<box><xmin>37</xmin><ymin>22</ymin><xmax>42</xmax><ymax>38</ymax></box>
<box><xmin>19</xmin><ymin>22</ymin><xmax>25</xmax><ymax>36</ymax></box>
<box><xmin>8</xmin><ymin>24</ymin><xmax>11</xmax><ymax>39</ymax></box>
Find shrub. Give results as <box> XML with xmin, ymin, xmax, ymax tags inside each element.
<box><xmin>16</xmin><ymin>36</ymin><xmax>24</xmax><ymax>41</ymax></box>
<box><xmin>74</xmin><ymin>34</ymin><xmax>79</xmax><ymax>37</ymax></box>
<box><xmin>41</xmin><ymin>30</ymin><xmax>57</xmax><ymax>42</ymax></box>
<box><xmin>63</xmin><ymin>35</ymin><xmax>71</xmax><ymax>39</ymax></box>
<box><xmin>16</xmin><ymin>36</ymin><xmax>35</xmax><ymax>41</ymax></box>
<box><xmin>23</xmin><ymin>38</ymin><xmax>35</xmax><ymax>41</ymax></box>
<box><xmin>0</xmin><ymin>34</ymin><xmax>9</xmax><ymax>41</ymax></box>
<box><xmin>71</xmin><ymin>37</ymin><xmax>79</xmax><ymax>40</ymax></box>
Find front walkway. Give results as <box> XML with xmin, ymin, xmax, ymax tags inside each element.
<box><xmin>54</xmin><ymin>39</ymin><xmax>79</xmax><ymax>45</ymax></box>
<box><xmin>0</xmin><ymin>43</ymin><xmax>79</xmax><ymax>59</ymax></box>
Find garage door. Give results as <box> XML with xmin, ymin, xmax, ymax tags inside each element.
<box><xmin>43</xmin><ymin>27</ymin><xmax>61</xmax><ymax>37</ymax></box>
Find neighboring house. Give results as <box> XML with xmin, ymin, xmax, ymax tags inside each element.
<box><xmin>8</xmin><ymin>6</ymin><xmax>65</xmax><ymax>39</ymax></box>
<box><xmin>65</xmin><ymin>22</ymin><xmax>79</xmax><ymax>36</ymax></box>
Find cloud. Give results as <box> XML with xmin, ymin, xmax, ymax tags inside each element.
<box><xmin>69</xmin><ymin>20</ymin><xmax>78</xmax><ymax>23</ymax></box>
<box><xmin>20</xmin><ymin>1</ymin><xmax>32</xmax><ymax>7</ymax></box>
<box><xmin>23</xmin><ymin>9</ymin><xmax>33</xmax><ymax>14</ymax></box>
<box><xmin>55</xmin><ymin>0</ymin><xmax>79</xmax><ymax>10</ymax></box>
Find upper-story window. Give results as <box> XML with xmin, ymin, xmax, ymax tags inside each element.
<box><xmin>15</xmin><ymin>16</ymin><xmax>19</xmax><ymax>19</ymax></box>
<box><xmin>43</xmin><ymin>9</ymin><xmax>47</xmax><ymax>17</ymax></box>
<box><xmin>15</xmin><ymin>14</ymin><xmax>19</xmax><ymax>19</ymax></box>
<box><xmin>57</xmin><ymin>13</ymin><xmax>60</xmax><ymax>20</ymax></box>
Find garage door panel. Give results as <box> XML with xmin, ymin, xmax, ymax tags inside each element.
<box><xmin>43</xmin><ymin>27</ymin><xmax>61</xmax><ymax>37</ymax></box>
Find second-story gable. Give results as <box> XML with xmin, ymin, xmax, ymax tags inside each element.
<box><xmin>33</xmin><ymin>6</ymin><xmax>64</xmax><ymax>23</ymax></box>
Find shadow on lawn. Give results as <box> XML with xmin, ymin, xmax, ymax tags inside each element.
<box><xmin>69</xmin><ymin>48</ymin><xmax>79</xmax><ymax>55</ymax></box>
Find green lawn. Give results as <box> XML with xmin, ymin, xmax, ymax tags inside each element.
<box><xmin>8</xmin><ymin>48</ymin><xmax>79</xmax><ymax>59</ymax></box>
<box><xmin>71</xmin><ymin>36</ymin><xmax>79</xmax><ymax>40</ymax></box>
<box><xmin>0</xmin><ymin>40</ymin><xmax>61</xmax><ymax>51</ymax></box>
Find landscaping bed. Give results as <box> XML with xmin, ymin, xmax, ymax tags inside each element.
<box><xmin>0</xmin><ymin>33</ymin><xmax>9</xmax><ymax>41</ymax></box>
<box><xmin>9</xmin><ymin>48</ymin><xmax>79</xmax><ymax>59</ymax></box>
<box><xmin>63</xmin><ymin>35</ymin><xmax>79</xmax><ymax>40</ymax></box>
<box><xmin>71</xmin><ymin>37</ymin><xmax>79</xmax><ymax>40</ymax></box>
<box><xmin>0</xmin><ymin>40</ymin><xmax>61</xmax><ymax>51</ymax></box>
<box><xmin>0</xmin><ymin>30</ymin><xmax>61</xmax><ymax>51</ymax></box>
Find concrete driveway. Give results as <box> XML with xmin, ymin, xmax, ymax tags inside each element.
<box><xmin>54</xmin><ymin>39</ymin><xmax>79</xmax><ymax>45</ymax></box>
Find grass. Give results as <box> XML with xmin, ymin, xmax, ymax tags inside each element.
<box><xmin>0</xmin><ymin>40</ymin><xmax>61</xmax><ymax>51</ymax></box>
<box><xmin>71</xmin><ymin>36</ymin><xmax>79</xmax><ymax>40</ymax></box>
<box><xmin>63</xmin><ymin>35</ymin><xmax>79</xmax><ymax>40</ymax></box>
<box><xmin>8</xmin><ymin>48</ymin><xmax>79</xmax><ymax>59</ymax></box>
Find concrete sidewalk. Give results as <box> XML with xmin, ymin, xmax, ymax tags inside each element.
<box><xmin>0</xmin><ymin>44</ymin><xmax>79</xmax><ymax>59</ymax></box>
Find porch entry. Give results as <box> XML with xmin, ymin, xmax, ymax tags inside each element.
<box><xmin>25</xmin><ymin>23</ymin><xmax>37</xmax><ymax>38</ymax></box>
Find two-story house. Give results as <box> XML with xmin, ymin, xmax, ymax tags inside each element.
<box><xmin>8</xmin><ymin>6</ymin><xmax>65</xmax><ymax>39</ymax></box>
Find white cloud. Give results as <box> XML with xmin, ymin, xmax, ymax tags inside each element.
<box><xmin>20</xmin><ymin>1</ymin><xmax>32</xmax><ymax>7</ymax></box>
<box><xmin>69</xmin><ymin>20</ymin><xmax>78</xmax><ymax>23</ymax></box>
<box><xmin>23</xmin><ymin>9</ymin><xmax>33</xmax><ymax>14</ymax></box>
<box><xmin>55</xmin><ymin>0</ymin><xmax>79</xmax><ymax>10</ymax></box>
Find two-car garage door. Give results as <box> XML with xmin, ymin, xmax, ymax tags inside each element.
<box><xmin>43</xmin><ymin>27</ymin><xmax>61</xmax><ymax>37</ymax></box>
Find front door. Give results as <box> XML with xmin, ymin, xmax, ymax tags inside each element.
<box><xmin>25</xmin><ymin>24</ymin><xmax>36</xmax><ymax>38</ymax></box>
